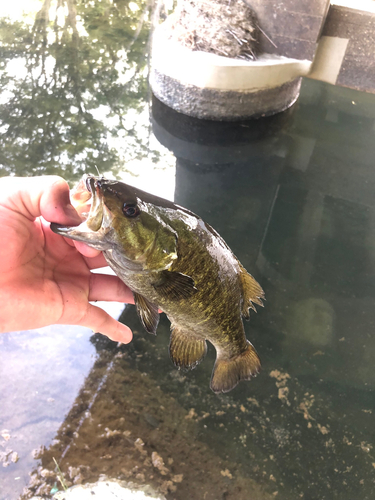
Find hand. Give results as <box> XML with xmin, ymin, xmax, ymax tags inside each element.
<box><xmin>0</xmin><ymin>175</ymin><xmax>133</xmax><ymax>343</ymax></box>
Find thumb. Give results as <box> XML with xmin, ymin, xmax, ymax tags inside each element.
<box><xmin>76</xmin><ymin>303</ymin><xmax>133</xmax><ymax>344</ymax></box>
<box><xmin>1</xmin><ymin>176</ymin><xmax>82</xmax><ymax>225</ymax></box>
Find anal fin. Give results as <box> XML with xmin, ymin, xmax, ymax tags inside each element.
<box><xmin>169</xmin><ymin>328</ymin><xmax>207</xmax><ymax>370</ymax></box>
<box><xmin>134</xmin><ymin>292</ymin><xmax>159</xmax><ymax>335</ymax></box>
<box><xmin>210</xmin><ymin>340</ymin><xmax>261</xmax><ymax>393</ymax></box>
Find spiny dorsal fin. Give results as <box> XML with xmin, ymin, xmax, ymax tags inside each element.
<box><xmin>238</xmin><ymin>263</ymin><xmax>265</xmax><ymax>319</ymax></box>
<box><xmin>152</xmin><ymin>271</ymin><xmax>197</xmax><ymax>301</ymax></box>
<box><xmin>169</xmin><ymin>327</ymin><xmax>207</xmax><ymax>370</ymax></box>
<box><xmin>134</xmin><ymin>292</ymin><xmax>159</xmax><ymax>335</ymax></box>
<box><xmin>210</xmin><ymin>340</ymin><xmax>261</xmax><ymax>393</ymax></box>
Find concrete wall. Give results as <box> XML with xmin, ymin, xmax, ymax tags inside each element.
<box><xmin>309</xmin><ymin>4</ymin><xmax>375</xmax><ymax>93</ymax></box>
<box><xmin>249</xmin><ymin>0</ymin><xmax>330</xmax><ymax>59</ymax></box>
<box><xmin>251</xmin><ymin>0</ymin><xmax>375</xmax><ymax>93</ymax></box>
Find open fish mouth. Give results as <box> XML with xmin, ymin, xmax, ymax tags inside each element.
<box><xmin>69</xmin><ymin>175</ymin><xmax>104</xmax><ymax>231</ymax></box>
<box><xmin>50</xmin><ymin>175</ymin><xmax>113</xmax><ymax>247</ymax></box>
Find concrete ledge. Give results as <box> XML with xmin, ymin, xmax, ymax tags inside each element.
<box><xmin>151</xmin><ymin>70</ymin><xmax>302</xmax><ymax>120</ymax></box>
<box><xmin>152</xmin><ymin>25</ymin><xmax>311</xmax><ymax>91</ymax></box>
<box><xmin>150</xmin><ymin>24</ymin><xmax>311</xmax><ymax>120</ymax></box>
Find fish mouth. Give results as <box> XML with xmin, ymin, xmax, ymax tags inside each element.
<box><xmin>50</xmin><ymin>175</ymin><xmax>113</xmax><ymax>248</ymax></box>
<box><xmin>82</xmin><ymin>175</ymin><xmax>104</xmax><ymax>231</ymax></box>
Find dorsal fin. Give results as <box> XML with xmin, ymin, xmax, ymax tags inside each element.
<box><xmin>238</xmin><ymin>263</ymin><xmax>265</xmax><ymax>319</ymax></box>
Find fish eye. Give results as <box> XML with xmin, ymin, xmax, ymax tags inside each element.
<box><xmin>122</xmin><ymin>203</ymin><xmax>140</xmax><ymax>218</ymax></box>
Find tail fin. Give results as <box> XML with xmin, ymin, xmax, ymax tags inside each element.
<box><xmin>210</xmin><ymin>341</ymin><xmax>261</xmax><ymax>393</ymax></box>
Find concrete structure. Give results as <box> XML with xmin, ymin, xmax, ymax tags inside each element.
<box><xmin>309</xmin><ymin>2</ymin><xmax>375</xmax><ymax>92</ymax></box>
<box><xmin>150</xmin><ymin>1</ymin><xmax>375</xmax><ymax>120</ymax></box>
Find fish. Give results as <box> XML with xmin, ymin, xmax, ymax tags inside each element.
<box><xmin>51</xmin><ymin>175</ymin><xmax>265</xmax><ymax>393</ymax></box>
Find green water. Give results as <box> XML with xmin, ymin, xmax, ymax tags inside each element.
<box><xmin>0</xmin><ymin>2</ymin><xmax>374</xmax><ymax>500</ymax></box>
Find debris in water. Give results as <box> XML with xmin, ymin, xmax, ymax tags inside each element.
<box><xmin>151</xmin><ymin>452</ymin><xmax>169</xmax><ymax>476</ymax></box>
<box><xmin>220</xmin><ymin>469</ymin><xmax>233</xmax><ymax>479</ymax></box>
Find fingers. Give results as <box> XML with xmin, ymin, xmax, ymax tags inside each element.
<box><xmin>1</xmin><ymin>175</ymin><xmax>82</xmax><ymax>225</ymax></box>
<box><xmin>40</xmin><ymin>177</ymin><xmax>83</xmax><ymax>224</ymax></box>
<box><xmin>82</xmin><ymin>252</ymin><xmax>115</xmax><ymax>270</ymax></box>
<box><xmin>2</xmin><ymin>175</ymin><xmax>114</xmax><ymax>264</ymax></box>
<box><xmin>80</xmin><ymin>303</ymin><xmax>133</xmax><ymax>343</ymax></box>
<box><xmin>89</xmin><ymin>274</ymin><xmax>135</xmax><ymax>304</ymax></box>
<box><xmin>64</xmin><ymin>239</ymin><xmax>103</xmax><ymax>260</ymax></box>
<box><xmin>74</xmin><ymin>240</ymin><xmax>102</xmax><ymax>259</ymax></box>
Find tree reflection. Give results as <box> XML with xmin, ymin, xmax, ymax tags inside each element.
<box><xmin>0</xmin><ymin>0</ymin><xmax>159</xmax><ymax>181</ymax></box>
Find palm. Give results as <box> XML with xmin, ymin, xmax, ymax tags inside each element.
<box><xmin>3</xmin><ymin>214</ymin><xmax>91</xmax><ymax>329</ymax></box>
<box><xmin>0</xmin><ymin>176</ymin><xmax>133</xmax><ymax>342</ymax></box>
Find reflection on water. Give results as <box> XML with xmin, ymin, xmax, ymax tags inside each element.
<box><xmin>0</xmin><ymin>0</ymin><xmax>174</xmax><ymax>191</ymax></box>
<box><xmin>1</xmin><ymin>2</ymin><xmax>375</xmax><ymax>500</ymax></box>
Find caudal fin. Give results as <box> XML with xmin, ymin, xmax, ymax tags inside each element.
<box><xmin>210</xmin><ymin>341</ymin><xmax>261</xmax><ymax>393</ymax></box>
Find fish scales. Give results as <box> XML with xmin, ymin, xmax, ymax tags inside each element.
<box><xmin>51</xmin><ymin>175</ymin><xmax>265</xmax><ymax>393</ymax></box>
<box><xmin>107</xmin><ymin>211</ymin><xmax>248</xmax><ymax>354</ymax></box>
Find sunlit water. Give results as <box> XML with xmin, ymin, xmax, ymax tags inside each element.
<box><xmin>1</xmin><ymin>2</ymin><xmax>375</xmax><ymax>500</ymax></box>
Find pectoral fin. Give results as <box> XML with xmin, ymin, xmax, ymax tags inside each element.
<box><xmin>238</xmin><ymin>264</ymin><xmax>265</xmax><ymax>319</ymax></box>
<box><xmin>152</xmin><ymin>271</ymin><xmax>197</xmax><ymax>301</ymax></box>
<box><xmin>210</xmin><ymin>340</ymin><xmax>261</xmax><ymax>393</ymax></box>
<box><xmin>134</xmin><ymin>292</ymin><xmax>159</xmax><ymax>335</ymax></box>
<box><xmin>169</xmin><ymin>328</ymin><xmax>207</xmax><ymax>370</ymax></box>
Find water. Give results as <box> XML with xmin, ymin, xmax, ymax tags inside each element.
<box><xmin>0</xmin><ymin>2</ymin><xmax>374</xmax><ymax>499</ymax></box>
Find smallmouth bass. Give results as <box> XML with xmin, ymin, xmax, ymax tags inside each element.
<box><xmin>51</xmin><ymin>175</ymin><xmax>265</xmax><ymax>393</ymax></box>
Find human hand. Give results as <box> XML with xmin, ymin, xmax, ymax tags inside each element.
<box><xmin>0</xmin><ymin>175</ymin><xmax>133</xmax><ymax>343</ymax></box>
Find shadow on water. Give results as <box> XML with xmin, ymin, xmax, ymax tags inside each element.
<box><xmin>0</xmin><ymin>2</ymin><xmax>375</xmax><ymax>500</ymax></box>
